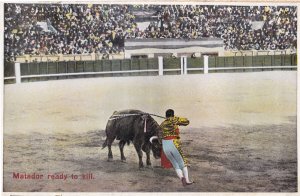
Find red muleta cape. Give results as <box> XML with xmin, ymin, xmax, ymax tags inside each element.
<box><xmin>161</xmin><ymin>150</ymin><xmax>173</xmax><ymax>168</ymax></box>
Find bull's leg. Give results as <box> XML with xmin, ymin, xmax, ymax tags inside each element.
<box><xmin>142</xmin><ymin>143</ymin><xmax>151</xmax><ymax>166</ymax></box>
<box><xmin>146</xmin><ymin>150</ymin><xmax>151</xmax><ymax>166</ymax></box>
<box><xmin>107</xmin><ymin>137</ymin><xmax>116</xmax><ymax>162</ymax></box>
<box><xmin>119</xmin><ymin>140</ymin><xmax>126</xmax><ymax>162</ymax></box>
<box><xmin>107</xmin><ymin>144</ymin><xmax>113</xmax><ymax>161</ymax></box>
<box><xmin>133</xmin><ymin>141</ymin><xmax>144</xmax><ymax>168</ymax></box>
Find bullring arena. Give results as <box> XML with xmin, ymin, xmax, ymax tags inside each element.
<box><xmin>3</xmin><ymin>71</ymin><xmax>297</xmax><ymax>192</ymax></box>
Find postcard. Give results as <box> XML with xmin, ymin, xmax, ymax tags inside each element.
<box><xmin>2</xmin><ymin>1</ymin><xmax>298</xmax><ymax>195</ymax></box>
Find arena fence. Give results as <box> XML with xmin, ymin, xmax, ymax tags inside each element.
<box><xmin>4</xmin><ymin>54</ymin><xmax>297</xmax><ymax>84</ymax></box>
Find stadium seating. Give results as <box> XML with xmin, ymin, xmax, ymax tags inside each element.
<box><xmin>4</xmin><ymin>4</ymin><xmax>297</xmax><ymax>61</ymax></box>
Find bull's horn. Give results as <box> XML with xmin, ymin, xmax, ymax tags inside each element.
<box><xmin>149</xmin><ymin>136</ymin><xmax>158</xmax><ymax>143</ymax></box>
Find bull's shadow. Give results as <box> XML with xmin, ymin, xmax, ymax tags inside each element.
<box><xmin>74</xmin><ymin>129</ymin><xmax>171</xmax><ymax>176</ymax></box>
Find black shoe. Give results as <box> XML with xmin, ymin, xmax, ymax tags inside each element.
<box><xmin>182</xmin><ymin>177</ymin><xmax>194</xmax><ymax>186</ymax></box>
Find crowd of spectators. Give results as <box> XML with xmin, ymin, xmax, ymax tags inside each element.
<box><xmin>142</xmin><ymin>5</ymin><xmax>297</xmax><ymax>51</ymax></box>
<box><xmin>4</xmin><ymin>4</ymin><xmax>297</xmax><ymax>61</ymax></box>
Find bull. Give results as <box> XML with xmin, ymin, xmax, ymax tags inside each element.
<box><xmin>102</xmin><ymin>109</ymin><xmax>162</xmax><ymax>168</ymax></box>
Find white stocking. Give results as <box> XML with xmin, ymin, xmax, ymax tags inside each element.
<box><xmin>175</xmin><ymin>169</ymin><xmax>183</xmax><ymax>179</ymax></box>
<box><xmin>183</xmin><ymin>167</ymin><xmax>192</xmax><ymax>183</ymax></box>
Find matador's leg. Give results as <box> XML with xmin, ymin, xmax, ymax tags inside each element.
<box><xmin>173</xmin><ymin>139</ymin><xmax>188</xmax><ymax>166</ymax></box>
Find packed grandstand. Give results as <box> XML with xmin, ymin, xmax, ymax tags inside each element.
<box><xmin>4</xmin><ymin>4</ymin><xmax>297</xmax><ymax>61</ymax></box>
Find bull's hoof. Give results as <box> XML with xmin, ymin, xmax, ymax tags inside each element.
<box><xmin>146</xmin><ymin>165</ymin><xmax>153</xmax><ymax>169</ymax></box>
<box><xmin>121</xmin><ymin>159</ymin><xmax>127</xmax><ymax>163</ymax></box>
<box><xmin>107</xmin><ymin>158</ymin><xmax>113</xmax><ymax>162</ymax></box>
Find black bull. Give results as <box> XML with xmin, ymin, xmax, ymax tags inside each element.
<box><xmin>102</xmin><ymin>110</ymin><xmax>162</xmax><ymax>168</ymax></box>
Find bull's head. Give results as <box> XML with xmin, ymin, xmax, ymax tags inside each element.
<box><xmin>141</xmin><ymin>114</ymin><xmax>162</xmax><ymax>159</ymax></box>
<box><xmin>149</xmin><ymin>136</ymin><xmax>161</xmax><ymax>159</ymax></box>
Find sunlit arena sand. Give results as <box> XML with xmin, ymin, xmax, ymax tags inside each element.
<box><xmin>3</xmin><ymin>71</ymin><xmax>297</xmax><ymax>192</ymax></box>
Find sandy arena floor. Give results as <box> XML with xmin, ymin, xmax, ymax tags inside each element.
<box><xmin>3</xmin><ymin>71</ymin><xmax>297</xmax><ymax>192</ymax></box>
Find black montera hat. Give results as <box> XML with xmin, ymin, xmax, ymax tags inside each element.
<box><xmin>166</xmin><ymin>109</ymin><xmax>174</xmax><ymax>118</ymax></box>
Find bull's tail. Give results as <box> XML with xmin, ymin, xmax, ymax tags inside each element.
<box><xmin>102</xmin><ymin>138</ymin><xmax>108</xmax><ymax>149</ymax></box>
